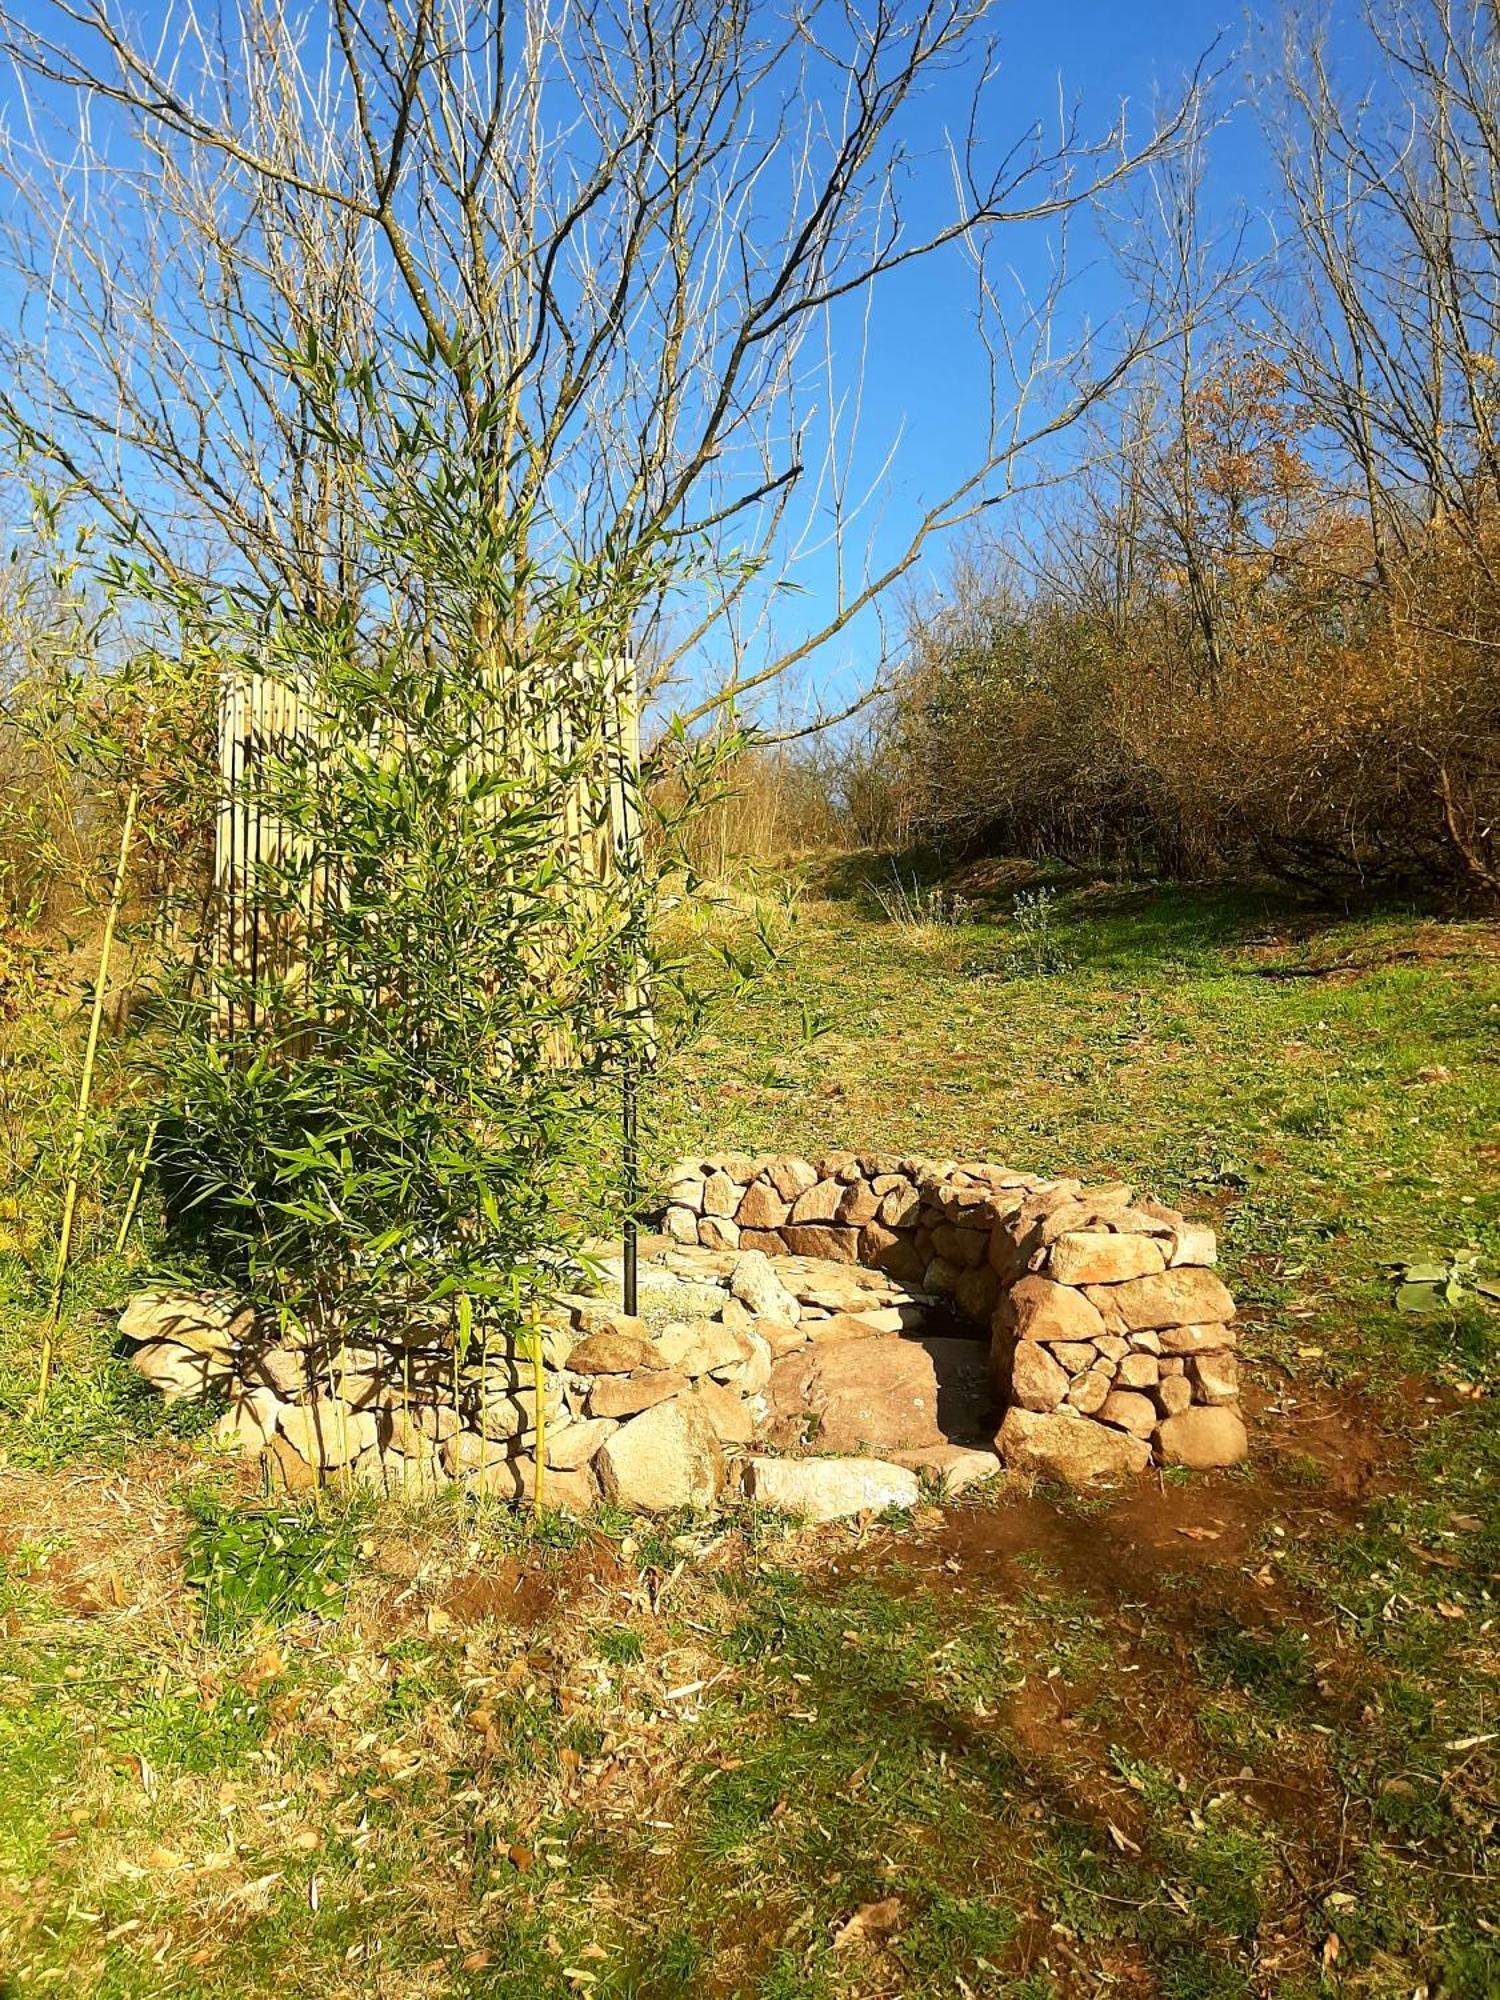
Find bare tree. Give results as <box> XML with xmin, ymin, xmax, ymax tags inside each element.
<box><xmin>1032</xmin><ymin>120</ymin><xmax>1257</xmax><ymax>691</ymax></box>
<box><xmin>1259</xmin><ymin>0</ymin><xmax>1500</xmax><ymax>892</ymax></box>
<box><xmin>843</xmin><ymin>2</ymin><xmax>1500</xmax><ymax>902</ymax></box>
<box><xmin>0</xmin><ymin>0</ymin><xmax>1202</xmax><ymax>728</ymax></box>
<box><xmin>1266</xmin><ymin>0</ymin><xmax>1500</xmax><ymax>564</ymax></box>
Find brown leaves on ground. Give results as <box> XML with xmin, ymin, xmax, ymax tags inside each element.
<box><xmin>0</xmin><ymin>1454</ymin><xmax>739</xmax><ymax>1995</ymax></box>
<box><xmin>832</xmin><ymin>1895</ymin><xmax>907</xmax><ymax>1949</ymax></box>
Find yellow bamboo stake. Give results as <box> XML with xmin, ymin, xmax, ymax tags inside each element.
<box><xmin>530</xmin><ymin>1304</ymin><xmax>546</xmax><ymax>1514</ymax></box>
<box><xmin>36</xmin><ymin>780</ymin><xmax>140</xmax><ymax>1409</ymax></box>
<box><xmin>113</xmin><ymin>1111</ymin><xmax>161</xmax><ymax>1257</ymax></box>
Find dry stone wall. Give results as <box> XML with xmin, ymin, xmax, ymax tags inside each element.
<box><xmin>118</xmin><ymin>1247</ymin><xmax>999</xmax><ymax>1520</ymax></box>
<box><xmin>663</xmin><ymin>1152</ymin><xmax>1246</xmax><ymax>1477</ymax></box>
<box><xmin>118</xmin><ymin>1149</ymin><xmax>1245</xmax><ymax>1519</ymax></box>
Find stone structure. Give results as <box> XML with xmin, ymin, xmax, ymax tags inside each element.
<box><xmin>661</xmin><ymin>1152</ymin><xmax>1245</xmax><ymax>1481</ymax></box>
<box><xmin>119</xmin><ymin>1152</ymin><xmax>1245</xmax><ymax>1519</ymax></box>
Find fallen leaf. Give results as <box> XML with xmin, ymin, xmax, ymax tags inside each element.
<box><xmin>267</xmin><ymin>1689</ymin><xmax>307</xmax><ymax>1729</ymax></box>
<box><xmin>242</xmin><ymin>1647</ymin><xmax>285</xmax><ymax>1694</ymax></box>
<box><xmin>1107</xmin><ymin>1822</ymin><xmax>1141</xmax><ymax>1854</ymax></box>
<box><xmin>833</xmin><ymin>1896</ymin><xmax>906</xmax><ymax>1948</ymax></box>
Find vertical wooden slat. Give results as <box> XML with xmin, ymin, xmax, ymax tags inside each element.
<box><xmin>215</xmin><ymin>646</ymin><xmax>649</xmax><ymax>1070</ymax></box>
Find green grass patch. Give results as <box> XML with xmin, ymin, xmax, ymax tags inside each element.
<box><xmin>182</xmin><ymin>1492</ymin><xmax>364</xmax><ymax>1639</ymax></box>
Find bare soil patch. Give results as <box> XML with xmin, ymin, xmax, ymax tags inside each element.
<box><xmin>436</xmin><ymin>1539</ymin><xmax>626</xmax><ymax>1629</ymax></box>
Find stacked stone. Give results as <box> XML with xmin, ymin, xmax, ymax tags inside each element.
<box><xmin>124</xmin><ymin>1286</ymin><xmax>744</xmax><ymax>1510</ymax></box>
<box><xmin>663</xmin><ymin>1151</ymin><xmax>1043</xmax><ymax>1317</ymax></box>
<box><xmin>986</xmin><ymin>1181</ymin><xmax>1245</xmax><ymax>1476</ymax></box>
<box><xmin>119</xmin><ymin>1151</ymin><xmax>1243</xmax><ymax>1517</ymax></box>
<box><xmin>663</xmin><ymin>1153</ymin><xmax>1246</xmax><ymax>1474</ymax></box>
<box><xmin>118</xmin><ymin>1247</ymin><xmax>967</xmax><ymax>1517</ymax></box>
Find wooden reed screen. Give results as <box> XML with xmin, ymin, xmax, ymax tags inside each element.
<box><xmin>213</xmin><ymin>655</ymin><xmax>646</xmax><ymax>1052</ymax></box>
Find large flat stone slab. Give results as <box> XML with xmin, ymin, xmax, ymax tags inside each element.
<box><xmin>743</xmin><ymin>1455</ymin><xmax>920</xmax><ymax>1522</ymax></box>
<box><xmin>768</xmin><ymin>1335</ymin><xmax>944</xmax><ymax>1453</ymax></box>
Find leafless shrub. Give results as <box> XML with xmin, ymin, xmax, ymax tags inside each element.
<box><xmin>860</xmin><ymin>0</ymin><xmax>1500</xmax><ymax>904</ymax></box>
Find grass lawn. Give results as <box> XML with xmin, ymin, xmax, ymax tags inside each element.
<box><xmin>1</xmin><ymin>871</ymin><xmax>1498</xmax><ymax>1997</ymax></box>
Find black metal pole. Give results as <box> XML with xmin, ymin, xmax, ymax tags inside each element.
<box><xmin>622</xmin><ymin>1058</ymin><xmax>639</xmax><ymax>1317</ymax></box>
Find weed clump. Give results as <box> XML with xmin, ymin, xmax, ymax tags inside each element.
<box><xmin>182</xmin><ymin>1493</ymin><xmax>362</xmax><ymax>1639</ymax></box>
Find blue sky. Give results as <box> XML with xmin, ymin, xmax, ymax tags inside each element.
<box><xmin>0</xmin><ymin>0</ymin><xmax>1295</xmax><ymax>726</ymax></box>
<box><xmin>748</xmin><ymin>0</ymin><xmax>1276</xmax><ymax>727</ymax></box>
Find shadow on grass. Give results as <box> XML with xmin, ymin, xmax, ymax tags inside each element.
<box><xmin>592</xmin><ymin>1406</ymin><xmax>1500</xmax><ymax>1999</ymax></box>
<box><xmin>597</xmin><ymin>1575</ymin><xmax>1291</xmax><ymax>1999</ymax></box>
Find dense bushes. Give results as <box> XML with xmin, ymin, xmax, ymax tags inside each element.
<box><xmin>869</xmin><ymin>517</ymin><xmax>1500</xmax><ymax>900</ymax></box>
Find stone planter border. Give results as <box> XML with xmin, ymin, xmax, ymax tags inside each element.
<box><xmin>664</xmin><ymin>1152</ymin><xmax>1246</xmax><ymax>1480</ymax></box>
<box><xmin>119</xmin><ymin>1151</ymin><xmax>1245</xmax><ymax>1519</ymax></box>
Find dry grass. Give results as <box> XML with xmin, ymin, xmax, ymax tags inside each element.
<box><xmin>653</xmin><ymin>744</ymin><xmax>848</xmax><ymax>881</ymax></box>
<box><xmin>0</xmin><ymin>1447</ymin><xmax>941</xmax><ymax>1997</ymax></box>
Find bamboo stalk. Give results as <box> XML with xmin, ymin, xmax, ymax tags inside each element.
<box><xmin>35</xmin><ymin>781</ymin><xmax>140</xmax><ymax>1409</ymax></box>
<box><xmin>113</xmin><ymin>1111</ymin><xmax>161</xmax><ymax>1257</ymax></box>
<box><xmin>452</xmin><ymin>1294</ymin><xmax>466</xmax><ymax>1479</ymax></box>
<box><xmin>530</xmin><ymin>1303</ymin><xmax>546</xmax><ymax>1513</ymax></box>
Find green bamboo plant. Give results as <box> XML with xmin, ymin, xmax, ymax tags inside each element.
<box><xmin>128</xmin><ymin>339</ymin><xmax>697</xmax><ymax>1368</ymax></box>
